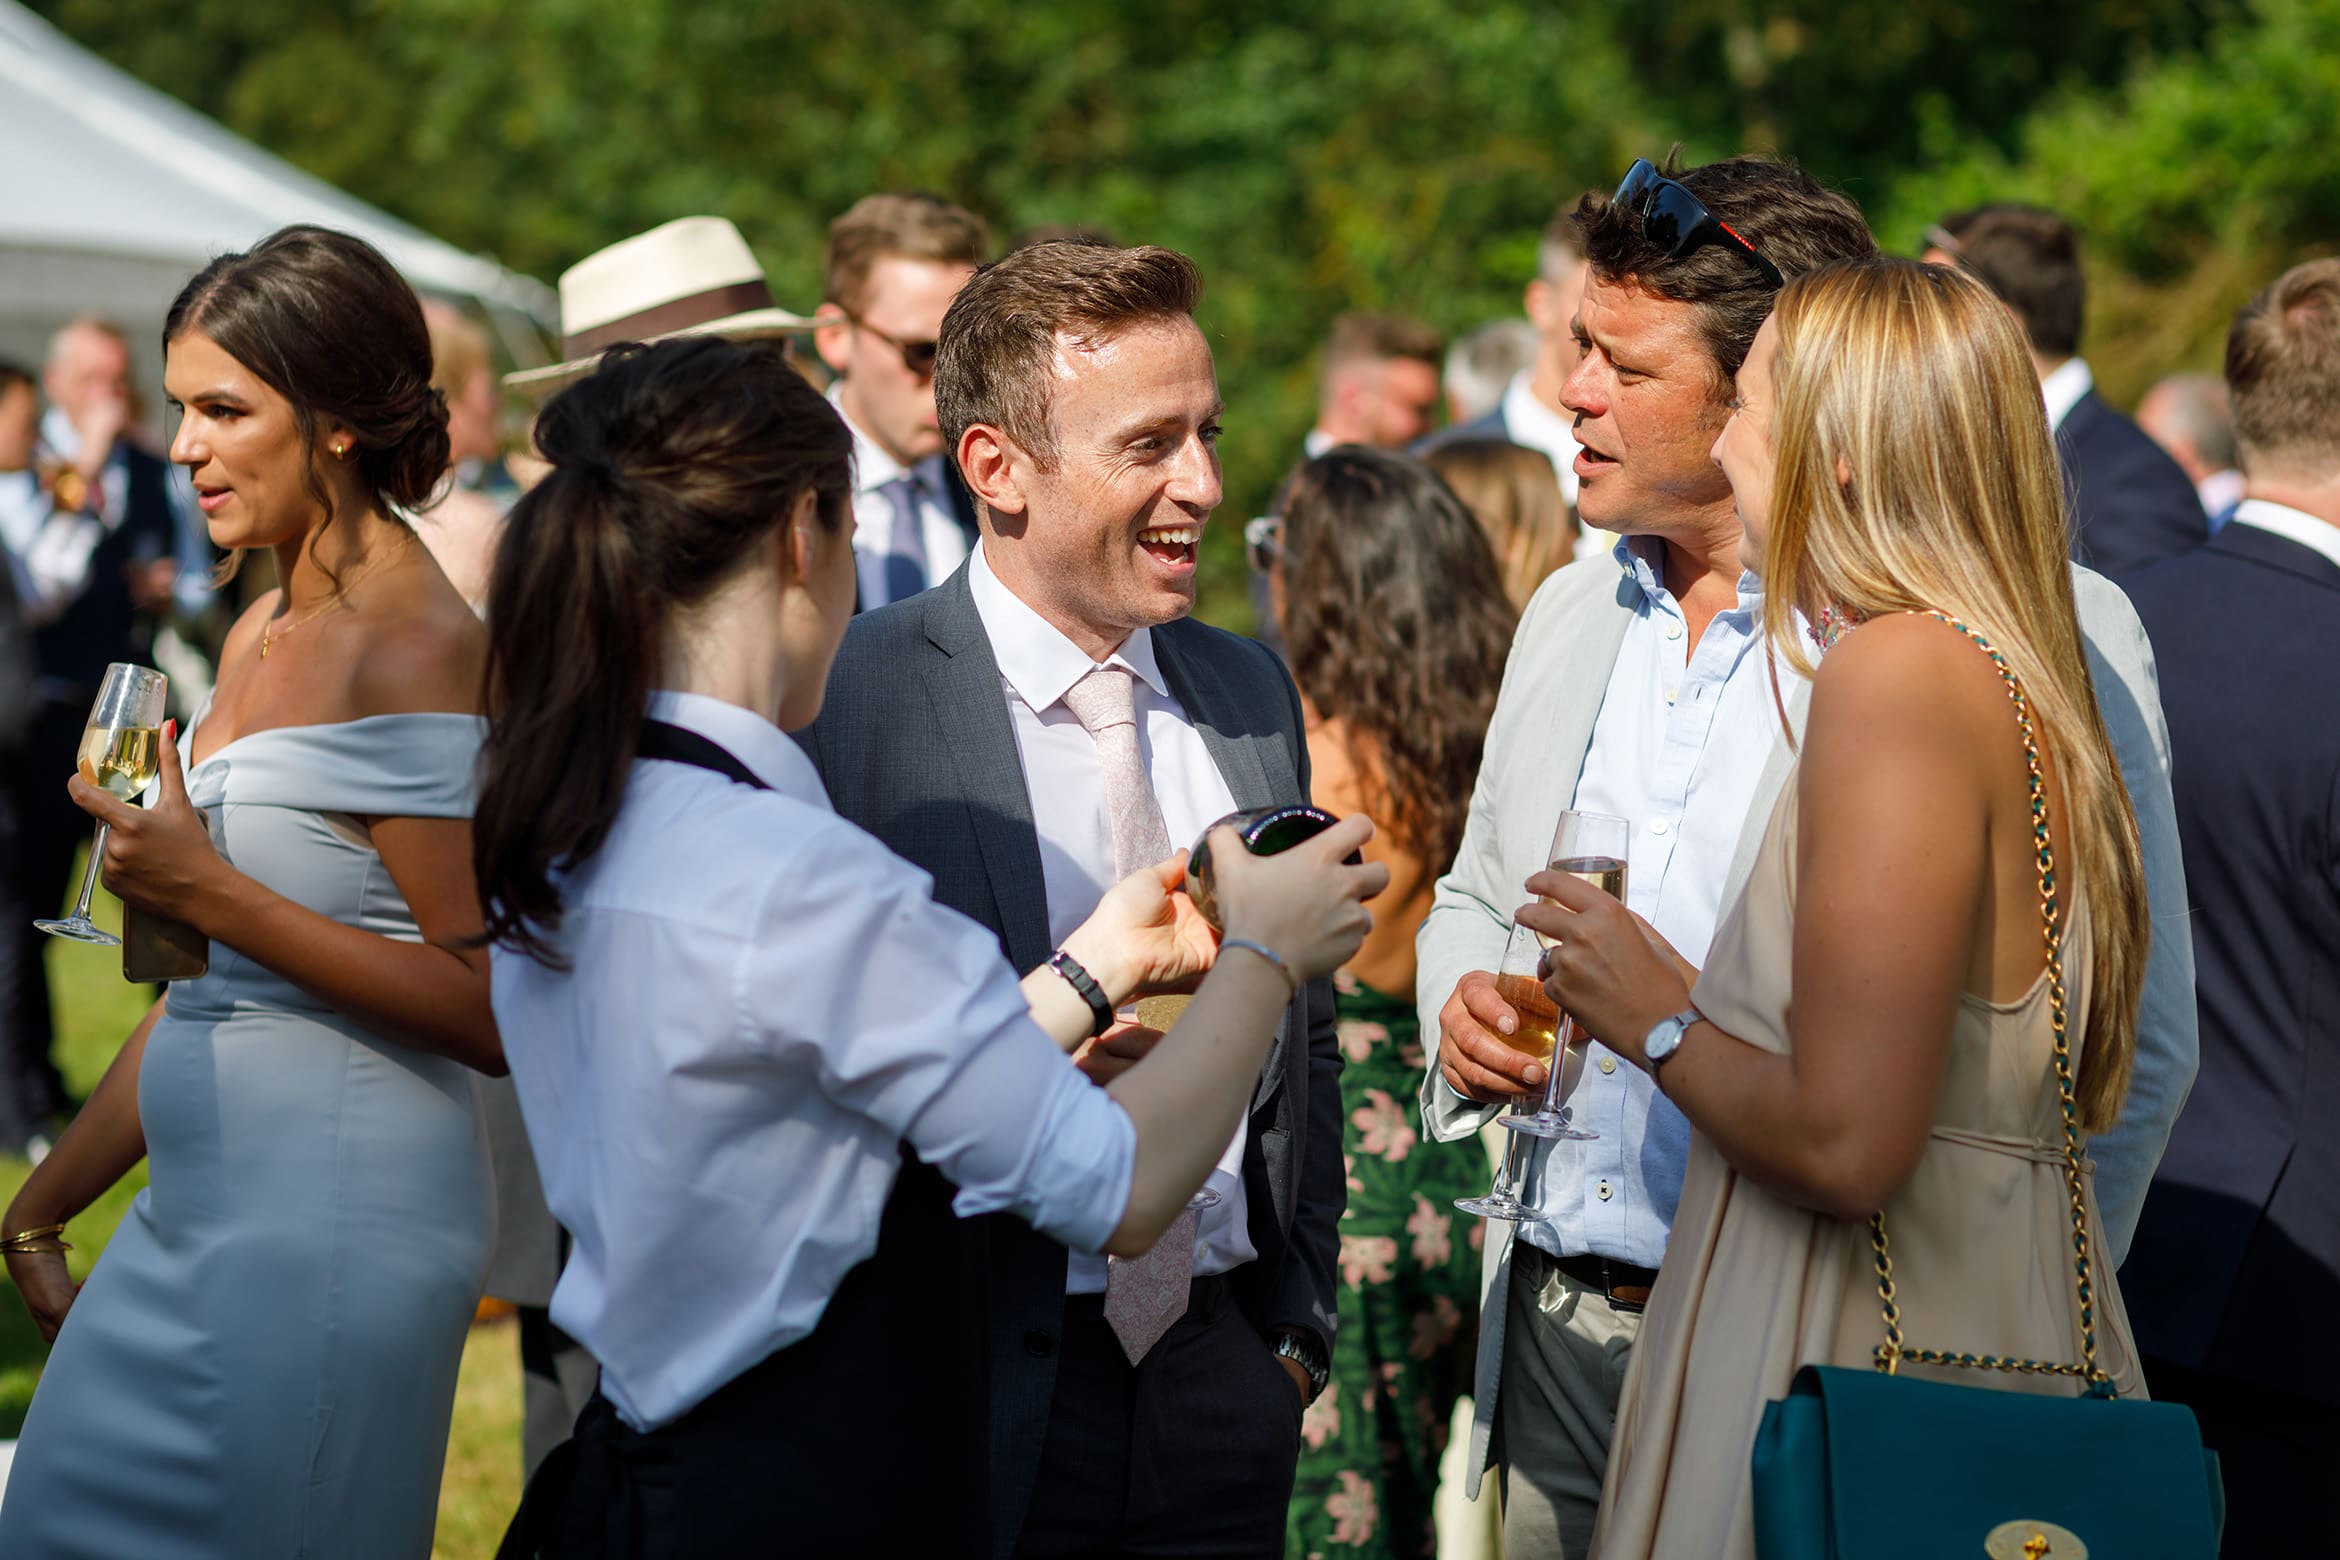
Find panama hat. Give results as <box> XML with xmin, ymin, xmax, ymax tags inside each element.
<box><xmin>505</xmin><ymin>216</ymin><xmax>816</xmax><ymax>391</ymax></box>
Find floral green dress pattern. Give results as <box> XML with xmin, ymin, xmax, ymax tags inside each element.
<box><xmin>1286</xmin><ymin>973</ymin><xmax>1484</xmax><ymax>1559</ymax></box>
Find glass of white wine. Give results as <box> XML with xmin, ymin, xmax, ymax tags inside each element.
<box><xmin>36</xmin><ymin>662</ymin><xmax>169</xmax><ymax>946</ymax></box>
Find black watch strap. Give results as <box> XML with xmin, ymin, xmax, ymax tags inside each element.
<box><xmin>1049</xmin><ymin>949</ymin><xmax>1116</xmax><ymax>1038</ymax></box>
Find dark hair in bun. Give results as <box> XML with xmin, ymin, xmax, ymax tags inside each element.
<box><xmin>166</xmin><ymin>225</ymin><xmax>452</xmax><ymax>528</ymax></box>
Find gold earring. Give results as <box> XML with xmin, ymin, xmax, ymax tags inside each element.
<box><xmin>331</xmin><ymin>439</ymin><xmax>350</xmax><ymax>458</ymax></box>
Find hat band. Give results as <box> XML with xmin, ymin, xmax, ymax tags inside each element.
<box><xmin>563</xmin><ymin>278</ymin><xmax>778</xmax><ymax>357</ymax></box>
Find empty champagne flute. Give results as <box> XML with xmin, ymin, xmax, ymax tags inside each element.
<box><xmin>35</xmin><ymin>662</ymin><xmax>169</xmax><ymax>946</ymax></box>
<box><xmin>1504</xmin><ymin>807</ymin><xmax>1631</xmax><ymax>1143</ymax></box>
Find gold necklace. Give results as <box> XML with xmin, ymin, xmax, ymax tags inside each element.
<box><xmin>260</xmin><ymin>558</ymin><xmax>382</xmax><ymax>659</ymax></box>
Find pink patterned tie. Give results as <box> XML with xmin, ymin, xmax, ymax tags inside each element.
<box><xmin>1061</xmin><ymin>663</ymin><xmax>1193</xmax><ymax>1363</ymax></box>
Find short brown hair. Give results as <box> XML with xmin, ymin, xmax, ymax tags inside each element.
<box><xmin>1577</xmin><ymin>154</ymin><xmax>1875</xmax><ymax>396</ymax></box>
<box><xmin>935</xmin><ymin>242</ymin><xmax>1203</xmax><ymax>470</ymax></box>
<box><xmin>821</xmin><ymin>192</ymin><xmax>990</xmax><ymax>318</ymax></box>
<box><xmin>1322</xmin><ymin>312</ymin><xmax>1442</xmax><ymax>375</ymax></box>
<box><xmin>1936</xmin><ymin>205</ymin><xmax>2084</xmax><ymax>360</ymax></box>
<box><xmin>2226</xmin><ymin>257</ymin><xmax>2340</xmax><ymax>481</ymax></box>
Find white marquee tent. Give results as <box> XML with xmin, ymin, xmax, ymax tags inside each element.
<box><xmin>0</xmin><ymin>0</ymin><xmax>554</xmax><ymax>382</ymax></box>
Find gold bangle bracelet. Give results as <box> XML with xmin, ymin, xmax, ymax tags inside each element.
<box><xmin>0</xmin><ymin>1222</ymin><xmax>68</xmax><ymax>1250</ymax></box>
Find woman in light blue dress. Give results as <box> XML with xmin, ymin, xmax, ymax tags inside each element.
<box><xmin>0</xmin><ymin>226</ymin><xmax>500</xmax><ymax>1558</ymax></box>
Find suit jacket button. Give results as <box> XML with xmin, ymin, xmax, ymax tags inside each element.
<box><xmin>1023</xmin><ymin>1329</ymin><xmax>1055</xmax><ymax>1358</ymax></box>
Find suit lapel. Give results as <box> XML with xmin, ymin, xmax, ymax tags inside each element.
<box><xmin>1154</xmin><ymin>626</ymin><xmax>1286</xmax><ymax>812</ymax></box>
<box><xmin>1154</xmin><ymin>623</ymin><xmax>1298</xmax><ymax>1113</ymax></box>
<box><xmin>921</xmin><ymin>572</ymin><xmax>1054</xmax><ymax>975</ymax></box>
<box><xmin>1552</xmin><ymin>574</ymin><xmax>1637</xmax><ymax>812</ymax></box>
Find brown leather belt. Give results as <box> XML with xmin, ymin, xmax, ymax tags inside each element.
<box><xmin>1541</xmin><ymin>1248</ymin><xmax>1659</xmax><ymax>1313</ymax></box>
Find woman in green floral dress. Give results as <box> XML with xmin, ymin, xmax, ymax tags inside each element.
<box><xmin>1262</xmin><ymin>447</ymin><xmax>1519</xmax><ymax>1558</ymax></box>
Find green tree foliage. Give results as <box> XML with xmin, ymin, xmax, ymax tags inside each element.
<box><xmin>28</xmin><ymin>0</ymin><xmax>2323</xmax><ymax>622</ymax></box>
<box><xmin>1879</xmin><ymin>0</ymin><xmax>2340</xmax><ymax>404</ymax></box>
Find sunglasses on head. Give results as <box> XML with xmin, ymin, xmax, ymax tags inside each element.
<box><xmin>844</xmin><ymin>312</ymin><xmax>939</xmax><ymax>378</ymax></box>
<box><xmin>1244</xmin><ymin>514</ymin><xmax>1280</xmax><ymax>574</ymax></box>
<box><xmin>1613</xmin><ymin>159</ymin><xmax>1784</xmax><ymax>290</ymax></box>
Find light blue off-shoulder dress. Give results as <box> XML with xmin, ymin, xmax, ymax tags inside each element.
<box><xmin>0</xmin><ymin>714</ymin><xmax>496</xmax><ymax>1559</ymax></box>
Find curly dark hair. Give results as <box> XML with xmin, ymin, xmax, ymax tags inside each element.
<box><xmin>1275</xmin><ymin>446</ymin><xmax>1516</xmax><ymax>872</ymax></box>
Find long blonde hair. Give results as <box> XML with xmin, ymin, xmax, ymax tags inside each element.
<box><xmin>1762</xmin><ymin>257</ymin><xmax>2146</xmax><ymax>1132</ymax></box>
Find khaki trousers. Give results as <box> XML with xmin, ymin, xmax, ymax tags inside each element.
<box><xmin>1495</xmin><ymin>1244</ymin><xmax>1644</xmax><ymax>1560</ymax></box>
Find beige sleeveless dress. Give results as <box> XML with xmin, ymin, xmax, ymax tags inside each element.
<box><xmin>1590</xmin><ymin>776</ymin><xmax>2145</xmax><ymax>1560</ymax></box>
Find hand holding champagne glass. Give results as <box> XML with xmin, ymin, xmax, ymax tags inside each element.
<box><xmin>1504</xmin><ymin>808</ymin><xmax>1630</xmax><ymax>1142</ymax></box>
<box><xmin>36</xmin><ymin>663</ymin><xmax>168</xmax><ymax>946</ymax></box>
<box><xmin>1457</xmin><ymin>808</ymin><xmax>1628</xmax><ymax>1222</ymax></box>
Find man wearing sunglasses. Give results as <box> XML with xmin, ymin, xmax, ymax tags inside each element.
<box><xmin>1414</xmin><ymin>156</ymin><xmax>2199</xmax><ymax>1557</ymax></box>
<box><xmin>815</xmin><ymin>191</ymin><xmax>991</xmax><ymax>611</ymax></box>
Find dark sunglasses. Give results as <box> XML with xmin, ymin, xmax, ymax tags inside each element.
<box><xmin>1244</xmin><ymin>514</ymin><xmax>1280</xmax><ymax>574</ymax></box>
<box><xmin>1613</xmin><ymin>159</ymin><xmax>1784</xmax><ymax>290</ymax></box>
<box><xmin>844</xmin><ymin>312</ymin><xmax>939</xmax><ymax>377</ymax></box>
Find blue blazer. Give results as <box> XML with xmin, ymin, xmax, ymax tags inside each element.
<box><xmin>2118</xmin><ymin>520</ymin><xmax>2340</xmax><ymax>1404</ymax></box>
<box><xmin>2059</xmin><ymin>391</ymin><xmax>2209</xmax><ymax>575</ymax></box>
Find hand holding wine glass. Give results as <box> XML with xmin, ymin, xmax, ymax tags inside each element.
<box><xmin>35</xmin><ymin>663</ymin><xmax>168</xmax><ymax>945</ymax></box>
<box><xmin>1516</xmin><ymin>871</ymin><xmax>1693</xmax><ymax>1066</ymax></box>
<box><xmin>58</xmin><ymin>709</ymin><xmax>226</xmax><ymax>936</ymax></box>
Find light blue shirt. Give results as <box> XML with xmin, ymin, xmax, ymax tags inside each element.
<box><xmin>1514</xmin><ymin>538</ymin><xmax>1789</xmax><ymax>1269</ymax></box>
<box><xmin>492</xmin><ymin>691</ymin><xmax>1137</xmax><ymax>1431</ymax></box>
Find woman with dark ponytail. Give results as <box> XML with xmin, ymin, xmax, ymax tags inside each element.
<box><xmin>478</xmin><ymin>336</ymin><xmax>1386</xmax><ymax>1559</ymax></box>
<box><xmin>1</xmin><ymin>227</ymin><xmax>501</xmax><ymax>1557</ymax></box>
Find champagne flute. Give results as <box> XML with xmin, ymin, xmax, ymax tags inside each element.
<box><xmin>1455</xmin><ymin>918</ymin><xmax>1580</xmax><ymax>1220</ymax></box>
<box><xmin>35</xmin><ymin>663</ymin><xmax>169</xmax><ymax>946</ymax></box>
<box><xmin>1504</xmin><ymin>808</ymin><xmax>1630</xmax><ymax>1143</ymax></box>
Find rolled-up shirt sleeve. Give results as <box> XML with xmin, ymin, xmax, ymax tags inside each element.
<box><xmin>743</xmin><ymin>826</ymin><xmax>1134</xmax><ymax>1256</ymax></box>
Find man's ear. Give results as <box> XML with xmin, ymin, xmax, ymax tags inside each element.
<box><xmin>1525</xmin><ymin>277</ymin><xmax>1555</xmax><ymax>333</ymax></box>
<box><xmin>959</xmin><ymin>425</ymin><xmax>1030</xmax><ymax>526</ymax></box>
<box><xmin>813</xmin><ymin>310</ymin><xmax>853</xmax><ymax>376</ymax></box>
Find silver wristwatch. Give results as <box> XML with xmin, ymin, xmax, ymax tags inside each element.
<box><xmin>1272</xmin><ymin>1328</ymin><xmax>1330</xmax><ymax>1403</ymax></box>
<box><xmin>1642</xmin><ymin>1007</ymin><xmax>1701</xmax><ymax>1081</ymax></box>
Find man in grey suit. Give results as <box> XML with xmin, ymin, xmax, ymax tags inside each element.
<box><xmin>1416</xmin><ymin>156</ymin><xmax>2199</xmax><ymax>1558</ymax></box>
<box><xmin>799</xmin><ymin>241</ymin><xmax>1339</xmax><ymax>1560</ymax></box>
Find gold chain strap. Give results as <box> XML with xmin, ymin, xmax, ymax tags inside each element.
<box><xmin>1867</xmin><ymin>612</ymin><xmax>2114</xmax><ymax>1398</ymax></box>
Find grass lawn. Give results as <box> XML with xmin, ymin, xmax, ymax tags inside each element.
<box><xmin>0</xmin><ymin>872</ymin><xmax>524</xmax><ymax>1557</ymax></box>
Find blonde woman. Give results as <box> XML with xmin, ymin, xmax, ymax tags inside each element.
<box><xmin>1523</xmin><ymin>257</ymin><xmax>2150</xmax><ymax>1560</ymax></box>
<box><xmin>1423</xmin><ymin>438</ymin><xmax>1578</xmax><ymax>609</ymax></box>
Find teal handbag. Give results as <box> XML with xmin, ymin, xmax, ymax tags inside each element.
<box><xmin>1749</xmin><ymin>617</ymin><xmax>2223</xmax><ymax>1560</ymax></box>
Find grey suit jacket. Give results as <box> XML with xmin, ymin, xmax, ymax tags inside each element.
<box><xmin>1414</xmin><ymin>555</ymin><xmax>2197</xmax><ymax>1494</ymax></box>
<box><xmin>796</xmin><ymin>564</ymin><xmax>1344</xmax><ymax>1557</ymax></box>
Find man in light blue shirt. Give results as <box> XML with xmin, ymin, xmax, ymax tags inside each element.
<box><xmin>1416</xmin><ymin>156</ymin><xmax>2198</xmax><ymax>1559</ymax></box>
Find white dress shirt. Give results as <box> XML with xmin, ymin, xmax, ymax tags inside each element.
<box><xmin>831</xmin><ymin>384</ymin><xmax>969</xmax><ymax>611</ymax></box>
<box><xmin>1497</xmin><ymin>368</ymin><xmax>1583</xmax><ymax>510</ymax></box>
<box><xmin>966</xmin><ymin>542</ymin><xmax>1253</xmax><ymax>1292</ymax></box>
<box><xmin>1514</xmin><ymin>537</ymin><xmax>1797</xmax><ymax>1268</ymax></box>
<box><xmin>2227</xmin><ymin>497</ymin><xmax>2340</xmax><ymax>572</ymax></box>
<box><xmin>2040</xmin><ymin>357</ymin><xmax>2095</xmax><ymax>434</ymax></box>
<box><xmin>492</xmin><ymin>691</ymin><xmax>1137</xmax><ymax>1430</ymax></box>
